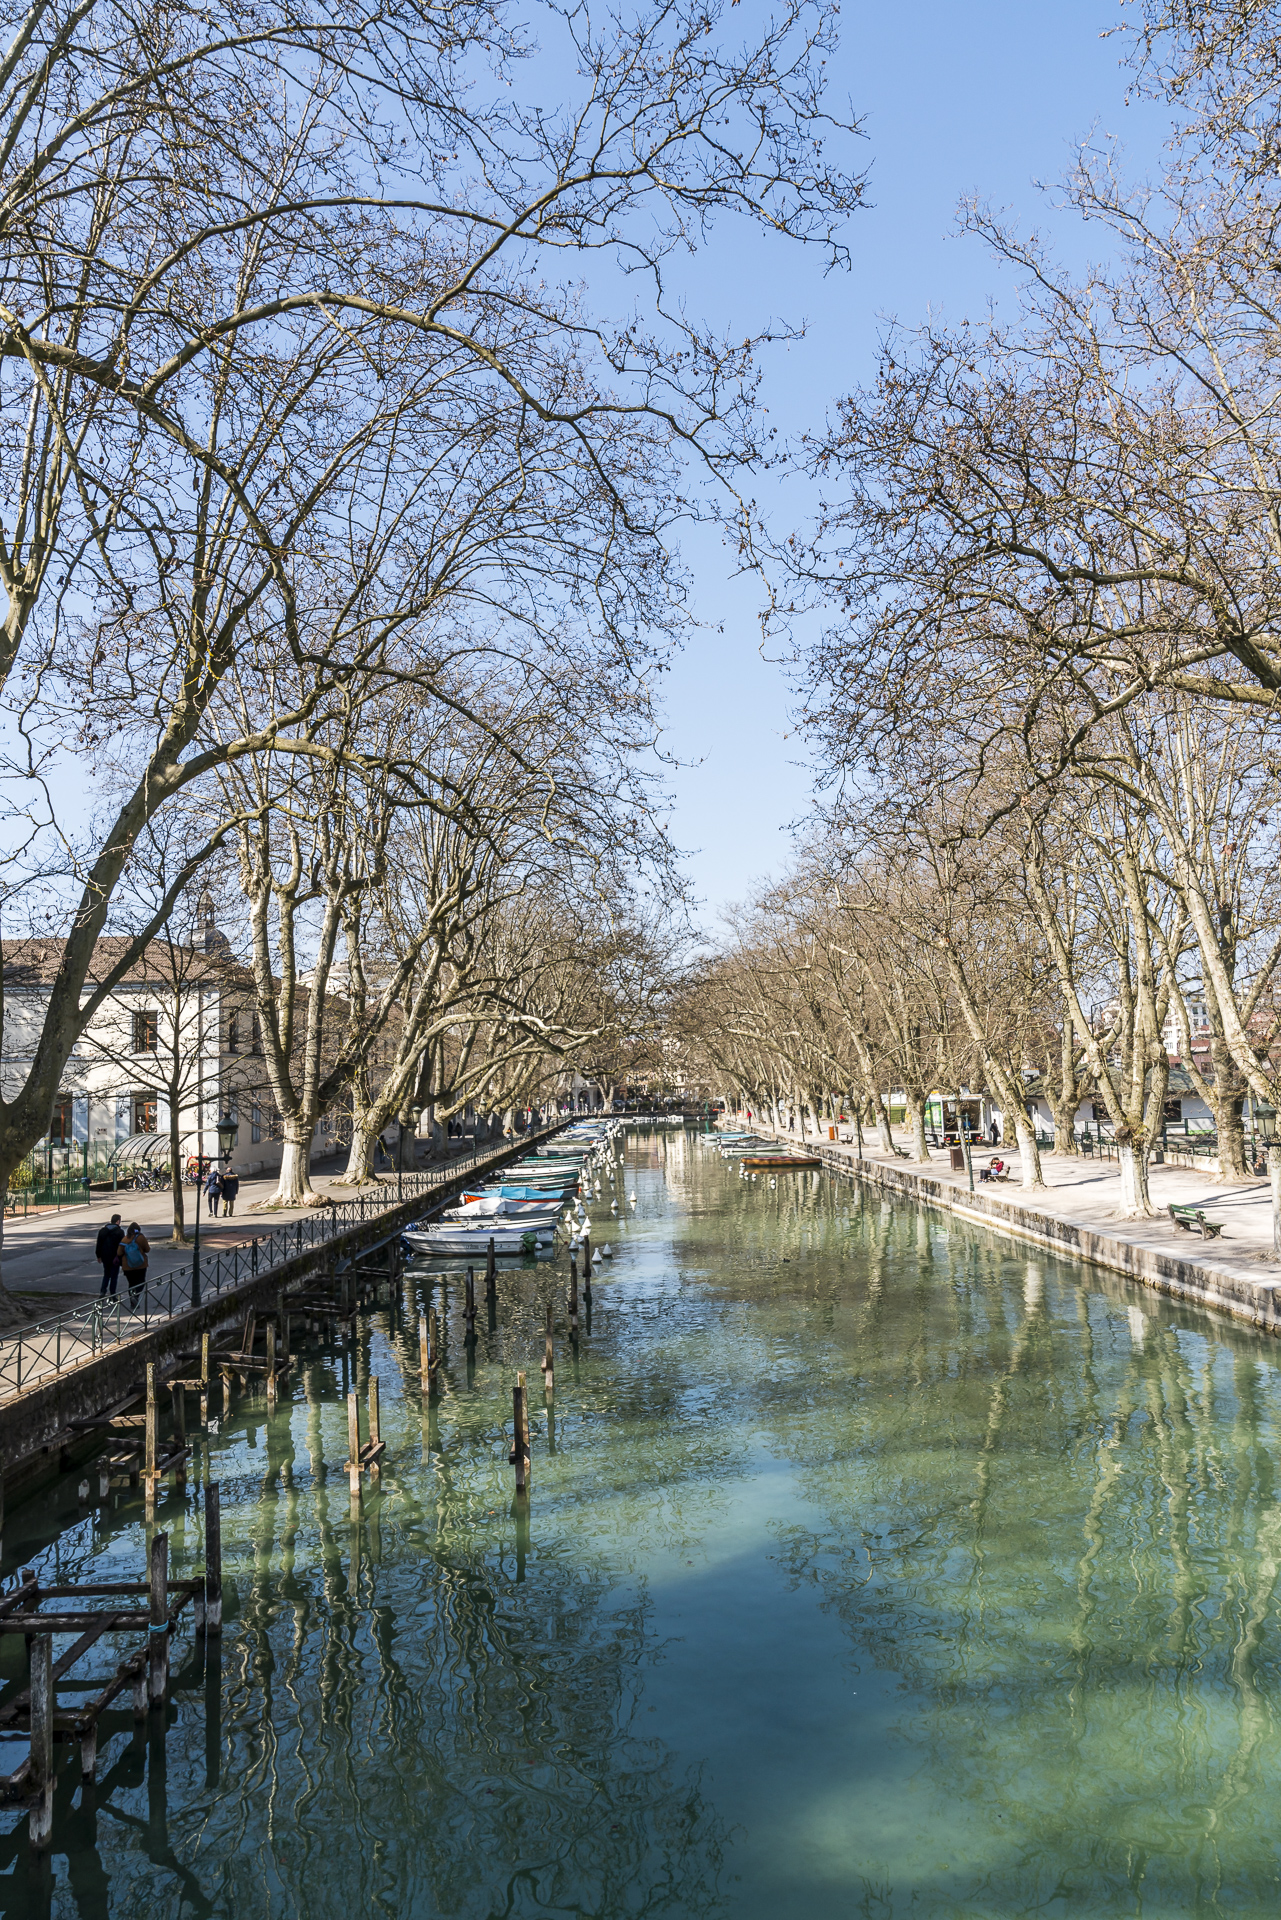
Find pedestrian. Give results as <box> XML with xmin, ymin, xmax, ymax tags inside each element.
<box><xmin>205</xmin><ymin>1164</ymin><xmax>223</xmax><ymax>1217</ymax></box>
<box><xmin>220</xmin><ymin>1166</ymin><xmax>239</xmax><ymax>1216</ymax></box>
<box><xmin>95</xmin><ymin>1212</ymin><xmax>124</xmax><ymax>1296</ymax></box>
<box><xmin>119</xmin><ymin>1222</ymin><xmax>150</xmax><ymax>1306</ymax></box>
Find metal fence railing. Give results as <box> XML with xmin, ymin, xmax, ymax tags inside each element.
<box><xmin>0</xmin><ymin>1129</ymin><xmax>559</xmax><ymax>1403</ymax></box>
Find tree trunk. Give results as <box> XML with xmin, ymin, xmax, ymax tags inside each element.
<box><xmin>872</xmin><ymin>1094</ymin><xmax>895</xmax><ymax>1154</ymax></box>
<box><xmin>1049</xmin><ymin>1097</ymin><xmax>1079</xmax><ymax>1155</ymax></box>
<box><xmin>1116</xmin><ymin>1140</ymin><xmax>1155</xmax><ymax>1217</ymax></box>
<box><xmin>906</xmin><ymin>1095</ymin><xmax>931</xmax><ymax>1162</ymax></box>
<box><xmin>262</xmin><ymin>1128</ymin><xmax>322</xmax><ymax>1208</ymax></box>
<box><xmin>1215</xmin><ymin>1093</ymin><xmax>1248</xmax><ymax>1181</ymax></box>
<box><xmin>342</xmin><ymin>1118</ymin><xmax>378</xmax><ymax>1184</ymax></box>
<box><xmin>169</xmin><ymin>1105</ymin><xmax>188</xmax><ymax>1243</ymax></box>
<box><xmin>0</xmin><ymin>1212</ymin><xmax>31</xmax><ymax>1327</ymax></box>
<box><xmin>1012</xmin><ymin>1116</ymin><xmax>1044</xmax><ymax>1191</ymax></box>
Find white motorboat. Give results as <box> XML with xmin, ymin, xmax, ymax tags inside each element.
<box><xmin>403</xmin><ymin>1223</ymin><xmax>557</xmax><ymax>1255</ymax></box>
<box><xmin>445</xmin><ymin>1197</ymin><xmax>563</xmax><ymax>1222</ymax></box>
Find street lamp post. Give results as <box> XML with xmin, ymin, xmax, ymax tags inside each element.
<box><xmin>1257</xmin><ymin>1104</ymin><xmax>1281</xmax><ymax>1259</ymax></box>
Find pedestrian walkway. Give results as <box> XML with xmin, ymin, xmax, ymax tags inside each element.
<box><xmin>0</xmin><ymin>1132</ymin><xmax>552</xmax><ymax>1403</ymax></box>
<box><xmin>0</xmin><ymin>1146</ymin><xmax>491</xmax><ymax>1314</ymax></box>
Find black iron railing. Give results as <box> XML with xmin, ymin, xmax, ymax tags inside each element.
<box><xmin>0</xmin><ymin>1131</ymin><xmax>560</xmax><ymax>1400</ymax></box>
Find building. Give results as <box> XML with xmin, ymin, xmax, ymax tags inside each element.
<box><xmin>2</xmin><ymin>932</ymin><xmax>315</xmax><ymax>1181</ymax></box>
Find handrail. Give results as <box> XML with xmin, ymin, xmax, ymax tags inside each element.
<box><xmin>0</xmin><ymin>1128</ymin><xmax>561</xmax><ymax>1403</ymax></box>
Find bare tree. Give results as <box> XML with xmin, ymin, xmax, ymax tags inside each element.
<box><xmin>0</xmin><ymin>0</ymin><xmax>863</xmax><ymax>1314</ymax></box>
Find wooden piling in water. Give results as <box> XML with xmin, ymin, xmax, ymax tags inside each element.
<box><xmin>486</xmin><ymin>1236</ymin><xmax>497</xmax><ymax>1294</ymax></box>
<box><xmin>568</xmin><ymin>1262</ymin><xmax>579</xmax><ymax>1333</ymax></box>
<box><xmin>27</xmin><ymin>1632</ymin><xmax>52</xmax><ymax>1849</ymax></box>
<box><xmin>511</xmin><ymin>1374</ymin><xmax>529</xmax><ymax>1495</ymax></box>
<box><xmin>542</xmin><ymin>1304</ymin><xmax>554</xmax><ymax>1394</ymax></box>
<box><xmin>145</xmin><ymin>1362</ymin><xmax>158</xmax><ymax>1506</ymax></box>
<box><xmin>347</xmin><ymin>1391</ymin><xmax>361</xmax><ymax>1493</ymax></box>
<box><xmin>418</xmin><ymin>1312</ymin><xmax>430</xmax><ymax>1392</ymax></box>
<box><xmin>369</xmin><ymin>1376</ymin><xmax>381</xmax><ymax>1454</ymax></box>
<box><xmin>266</xmin><ymin>1321</ymin><xmax>277</xmax><ymax>1400</ymax></box>
<box><xmin>204</xmin><ymin>1482</ymin><xmax>222</xmax><ymax>1635</ymax></box>
<box><xmin>428</xmin><ymin>1307</ymin><xmax>440</xmax><ymax>1395</ymax></box>
<box><xmin>464</xmin><ymin>1266</ymin><xmax>477</xmax><ymax>1336</ymax></box>
<box><xmin>148</xmin><ymin>1531</ymin><xmax>169</xmax><ymax>1706</ymax></box>
<box><xmin>279</xmin><ymin>1288</ymin><xmax>290</xmax><ymax>1362</ymax></box>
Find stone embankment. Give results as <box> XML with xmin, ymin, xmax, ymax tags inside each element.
<box><xmin>735</xmin><ymin>1122</ymin><xmax>1281</xmax><ymax>1337</ymax></box>
<box><xmin>0</xmin><ymin>1129</ymin><xmax>557</xmax><ymax>1502</ymax></box>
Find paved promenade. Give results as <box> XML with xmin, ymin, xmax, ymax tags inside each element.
<box><xmin>735</xmin><ymin>1120</ymin><xmax>1281</xmax><ymax>1325</ymax></box>
<box><xmin>0</xmin><ymin>1152</ymin><xmax>467</xmax><ymax>1313</ymax></box>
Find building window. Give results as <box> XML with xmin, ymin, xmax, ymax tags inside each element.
<box><xmin>227</xmin><ymin>1013</ymin><xmax>240</xmax><ymax>1053</ymax></box>
<box><xmin>1164</xmin><ymin>1099</ymin><xmax>1183</xmax><ymax>1123</ymax></box>
<box><xmin>132</xmin><ymin>1009</ymin><xmax>158</xmax><ymax>1053</ymax></box>
<box><xmin>251</xmin><ymin>1103</ymin><xmax>261</xmax><ymax>1145</ymax></box>
<box><xmin>132</xmin><ymin>1096</ymin><xmax>157</xmax><ymax>1135</ymax></box>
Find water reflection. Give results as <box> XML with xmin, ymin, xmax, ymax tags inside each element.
<box><xmin>3</xmin><ymin>1135</ymin><xmax>1281</xmax><ymax>1914</ymax></box>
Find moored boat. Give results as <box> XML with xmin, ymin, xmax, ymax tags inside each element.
<box><xmin>738</xmin><ymin>1154</ymin><xmax>821</xmax><ymax>1168</ymax></box>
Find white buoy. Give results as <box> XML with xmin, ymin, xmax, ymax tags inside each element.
<box><xmin>769</xmin><ymin>1177</ymin><xmax>776</xmax><ymax>1188</ymax></box>
<box><xmin>611</xmin><ymin>1200</ymin><xmax>618</xmax><ymax>1212</ymax></box>
<box><xmin>601</xmin><ymin>1244</ymin><xmax>613</xmax><ymax>1258</ymax></box>
<box><xmin>629</xmin><ymin>1192</ymin><xmax>636</xmax><ymax>1204</ymax></box>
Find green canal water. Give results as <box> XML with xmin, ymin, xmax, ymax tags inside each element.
<box><xmin>4</xmin><ymin>1128</ymin><xmax>1281</xmax><ymax>1917</ymax></box>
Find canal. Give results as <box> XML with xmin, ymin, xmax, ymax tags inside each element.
<box><xmin>3</xmin><ymin>1126</ymin><xmax>1281</xmax><ymax>1916</ymax></box>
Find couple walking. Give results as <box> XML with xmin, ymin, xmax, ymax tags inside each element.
<box><xmin>94</xmin><ymin>1214</ymin><xmax>149</xmax><ymax>1305</ymax></box>
<box><xmin>205</xmin><ymin>1165</ymin><xmax>239</xmax><ymax>1216</ymax></box>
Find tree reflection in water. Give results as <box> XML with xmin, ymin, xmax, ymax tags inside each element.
<box><xmin>4</xmin><ymin>1138</ymin><xmax>1281</xmax><ymax>1918</ymax></box>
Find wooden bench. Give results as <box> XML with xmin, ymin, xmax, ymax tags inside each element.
<box><xmin>1169</xmin><ymin>1203</ymin><xmax>1225</xmax><ymax>1240</ymax></box>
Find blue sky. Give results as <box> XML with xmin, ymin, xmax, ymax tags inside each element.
<box><xmin>663</xmin><ymin>0</ymin><xmax>1170</xmax><ymax>936</ymax></box>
